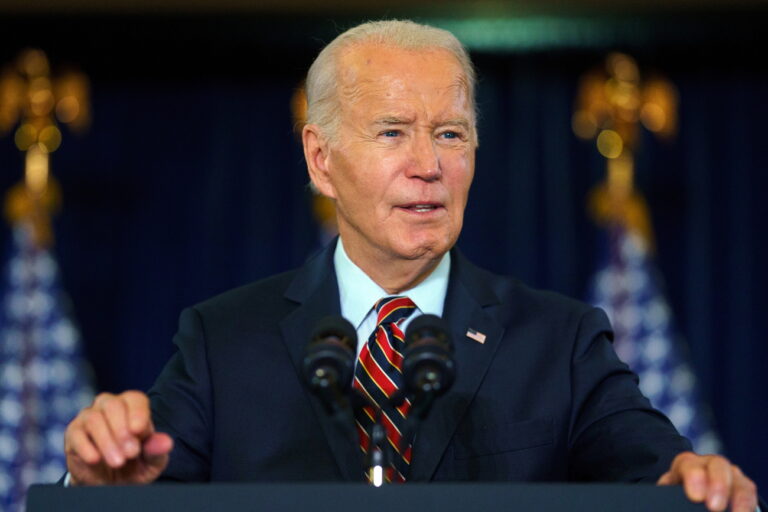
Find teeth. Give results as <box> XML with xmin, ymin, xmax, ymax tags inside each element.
<box><xmin>412</xmin><ymin>205</ymin><xmax>436</xmax><ymax>212</ymax></box>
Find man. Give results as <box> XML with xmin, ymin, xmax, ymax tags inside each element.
<box><xmin>63</xmin><ymin>20</ymin><xmax>759</xmax><ymax>511</ymax></box>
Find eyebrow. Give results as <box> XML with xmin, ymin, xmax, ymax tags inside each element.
<box><xmin>373</xmin><ymin>116</ymin><xmax>414</xmax><ymax>126</ymax></box>
<box><xmin>372</xmin><ymin>117</ymin><xmax>471</xmax><ymax>130</ymax></box>
<box><xmin>437</xmin><ymin>118</ymin><xmax>471</xmax><ymax>131</ymax></box>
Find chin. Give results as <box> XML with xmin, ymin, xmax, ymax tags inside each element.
<box><xmin>396</xmin><ymin>233</ymin><xmax>454</xmax><ymax>261</ymax></box>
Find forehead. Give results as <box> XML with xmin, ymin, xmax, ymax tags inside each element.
<box><xmin>336</xmin><ymin>43</ymin><xmax>470</xmax><ymax>114</ymax></box>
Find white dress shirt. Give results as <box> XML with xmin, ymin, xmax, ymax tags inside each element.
<box><xmin>333</xmin><ymin>237</ymin><xmax>450</xmax><ymax>355</ymax></box>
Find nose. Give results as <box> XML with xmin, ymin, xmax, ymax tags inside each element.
<box><xmin>406</xmin><ymin>132</ymin><xmax>441</xmax><ymax>181</ymax></box>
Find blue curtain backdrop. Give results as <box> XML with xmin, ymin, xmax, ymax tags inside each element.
<box><xmin>0</xmin><ymin>14</ymin><xmax>765</xmax><ymax>490</ymax></box>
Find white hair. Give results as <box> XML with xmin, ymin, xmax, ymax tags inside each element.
<box><xmin>305</xmin><ymin>19</ymin><xmax>477</xmax><ymax>143</ymax></box>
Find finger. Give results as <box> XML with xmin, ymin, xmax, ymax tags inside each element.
<box><xmin>143</xmin><ymin>432</ymin><xmax>174</xmax><ymax>457</ymax></box>
<box><xmin>141</xmin><ymin>432</ymin><xmax>174</xmax><ymax>469</ymax></box>
<box><xmin>657</xmin><ymin>470</ymin><xmax>679</xmax><ymax>486</ymax></box>
<box><xmin>674</xmin><ymin>453</ymin><xmax>708</xmax><ymax>503</ymax></box>
<box><xmin>140</xmin><ymin>433</ymin><xmax>172</xmax><ymax>475</ymax></box>
<box><xmin>92</xmin><ymin>392</ymin><xmax>116</xmax><ymax>408</ymax></box>
<box><xmin>99</xmin><ymin>395</ymin><xmax>140</xmax><ymax>458</ymax></box>
<box><xmin>82</xmin><ymin>409</ymin><xmax>125</xmax><ymax>468</ymax></box>
<box><xmin>121</xmin><ymin>391</ymin><xmax>153</xmax><ymax>437</ymax></box>
<box><xmin>703</xmin><ymin>456</ymin><xmax>732</xmax><ymax>512</ymax></box>
<box><xmin>729</xmin><ymin>466</ymin><xmax>758</xmax><ymax>512</ymax></box>
<box><xmin>65</xmin><ymin>422</ymin><xmax>101</xmax><ymax>465</ymax></box>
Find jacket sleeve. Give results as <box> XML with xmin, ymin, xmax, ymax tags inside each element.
<box><xmin>567</xmin><ymin>307</ymin><xmax>692</xmax><ymax>482</ymax></box>
<box><xmin>148</xmin><ymin>307</ymin><xmax>213</xmax><ymax>482</ymax></box>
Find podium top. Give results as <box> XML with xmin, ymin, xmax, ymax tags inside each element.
<box><xmin>28</xmin><ymin>482</ymin><xmax>705</xmax><ymax>512</ymax></box>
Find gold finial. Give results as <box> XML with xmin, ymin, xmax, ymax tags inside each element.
<box><xmin>587</xmin><ymin>153</ymin><xmax>654</xmax><ymax>252</ymax></box>
<box><xmin>0</xmin><ymin>49</ymin><xmax>89</xmax><ymax>248</ymax></box>
<box><xmin>574</xmin><ymin>52</ymin><xmax>678</xmax><ymax>251</ymax></box>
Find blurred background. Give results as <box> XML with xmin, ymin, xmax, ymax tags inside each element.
<box><xmin>0</xmin><ymin>0</ymin><xmax>766</xmax><ymax>499</ymax></box>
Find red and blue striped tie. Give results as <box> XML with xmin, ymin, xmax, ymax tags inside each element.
<box><xmin>353</xmin><ymin>296</ymin><xmax>416</xmax><ymax>483</ymax></box>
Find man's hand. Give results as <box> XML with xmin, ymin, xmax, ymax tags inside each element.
<box><xmin>658</xmin><ymin>452</ymin><xmax>758</xmax><ymax>512</ymax></box>
<box><xmin>64</xmin><ymin>391</ymin><xmax>173</xmax><ymax>485</ymax></box>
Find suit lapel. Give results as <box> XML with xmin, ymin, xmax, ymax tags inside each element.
<box><xmin>408</xmin><ymin>250</ymin><xmax>506</xmax><ymax>481</ymax></box>
<box><xmin>279</xmin><ymin>241</ymin><xmax>365</xmax><ymax>481</ymax></box>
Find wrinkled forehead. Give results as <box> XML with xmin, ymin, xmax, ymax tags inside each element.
<box><xmin>336</xmin><ymin>43</ymin><xmax>472</xmax><ymax>110</ymax></box>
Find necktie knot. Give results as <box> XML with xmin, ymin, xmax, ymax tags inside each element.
<box><xmin>375</xmin><ymin>296</ymin><xmax>416</xmax><ymax>327</ymax></box>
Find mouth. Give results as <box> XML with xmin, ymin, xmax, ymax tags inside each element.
<box><xmin>396</xmin><ymin>202</ymin><xmax>445</xmax><ymax>214</ymax></box>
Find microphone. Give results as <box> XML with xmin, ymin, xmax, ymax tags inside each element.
<box><xmin>398</xmin><ymin>314</ymin><xmax>455</xmax><ymax>468</ymax></box>
<box><xmin>303</xmin><ymin>316</ymin><xmax>357</xmax><ymax>414</ymax></box>
<box><xmin>402</xmin><ymin>314</ymin><xmax>455</xmax><ymax>398</ymax></box>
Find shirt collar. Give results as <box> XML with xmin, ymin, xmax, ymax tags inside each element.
<box><xmin>334</xmin><ymin>237</ymin><xmax>450</xmax><ymax>330</ymax></box>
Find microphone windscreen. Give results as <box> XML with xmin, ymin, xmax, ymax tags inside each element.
<box><xmin>402</xmin><ymin>314</ymin><xmax>455</xmax><ymax>396</ymax></box>
<box><xmin>405</xmin><ymin>314</ymin><xmax>451</xmax><ymax>350</ymax></box>
<box><xmin>304</xmin><ymin>316</ymin><xmax>357</xmax><ymax>392</ymax></box>
<box><xmin>311</xmin><ymin>315</ymin><xmax>357</xmax><ymax>352</ymax></box>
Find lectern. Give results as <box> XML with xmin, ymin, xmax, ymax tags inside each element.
<box><xmin>28</xmin><ymin>483</ymin><xmax>705</xmax><ymax>511</ymax></box>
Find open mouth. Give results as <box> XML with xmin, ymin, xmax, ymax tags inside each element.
<box><xmin>397</xmin><ymin>203</ymin><xmax>444</xmax><ymax>214</ymax></box>
<box><xmin>405</xmin><ymin>204</ymin><xmax>440</xmax><ymax>213</ymax></box>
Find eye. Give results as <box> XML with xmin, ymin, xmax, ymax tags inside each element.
<box><xmin>381</xmin><ymin>130</ymin><xmax>400</xmax><ymax>137</ymax></box>
<box><xmin>439</xmin><ymin>130</ymin><xmax>464</xmax><ymax>141</ymax></box>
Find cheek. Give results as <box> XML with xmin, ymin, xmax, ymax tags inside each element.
<box><xmin>357</xmin><ymin>154</ymin><xmax>404</xmax><ymax>199</ymax></box>
<box><xmin>378</xmin><ymin>151</ymin><xmax>411</xmax><ymax>176</ymax></box>
<box><xmin>443</xmin><ymin>153</ymin><xmax>474</xmax><ymax>197</ymax></box>
<box><xmin>332</xmin><ymin>151</ymin><xmax>373</xmax><ymax>197</ymax></box>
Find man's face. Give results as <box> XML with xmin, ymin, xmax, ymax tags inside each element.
<box><xmin>310</xmin><ymin>43</ymin><xmax>476</xmax><ymax>267</ymax></box>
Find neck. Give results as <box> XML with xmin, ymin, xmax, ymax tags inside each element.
<box><xmin>340</xmin><ymin>239</ymin><xmax>444</xmax><ymax>294</ymax></box>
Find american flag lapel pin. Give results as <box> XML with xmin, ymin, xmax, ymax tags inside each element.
<box><xmin>466</xmin><ymin>328</ymin><xmax>486</xmax><ymax>344</ymax></box>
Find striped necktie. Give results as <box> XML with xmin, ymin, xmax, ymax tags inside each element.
<box><xmin>353</xmin><ymin>296</ymin><xmax>416</xmax><ymax>483</ymax></box>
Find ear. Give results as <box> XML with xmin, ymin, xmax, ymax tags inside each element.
<box><xmin>302</xmin><ymin>124</ymin><xmax>336</xmax><ymax>199</ymax></box>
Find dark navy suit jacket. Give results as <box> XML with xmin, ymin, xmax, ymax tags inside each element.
<box><xmin>149</xmin><ymin>241</ymin><xmax>691</xmax><ymax>482</ymax></box>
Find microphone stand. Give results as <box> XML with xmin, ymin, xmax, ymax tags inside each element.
<box><xmin>309</xmin><ymin>367</ymin><xmax>361</xmax><ymax>468</ymax></box>
<box><xmin>365</xmin><ymin>410</ymin><xmax>389</xmax><ymax>487</ymax></box>
<box><xmin>353</xmin><ymin>373</ymin><xmax>448</xmax><ymax>484</ymax></box>
<box><xmin>351</xmin><ymin>390</ymin><xmax>392</xmax><ymax>486</ymax></box>
<box><xmin>310</xmin><ymin>369</ymin><xmax>398</xmax><ymax>486</ymax></box>
<box><xmin>395</xmin><ymin>370</ymin><xmax>443</xmax><ymax>481</ymax></box>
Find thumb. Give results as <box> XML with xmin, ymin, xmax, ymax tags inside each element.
<box><xmin>141</xmin><ymin>432</ymin><xmax>173</xmax><ymax>465</ymax></box>
<box><xmin>657</xmin><ymin>471</ymin><xmax>677</xmax><ymax>485</ymax></box>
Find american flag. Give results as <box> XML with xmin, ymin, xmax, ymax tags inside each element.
<box><xmin>587</xmin><ymin>225</ymin><xmax>721</xmax><ymax>454</ymax></box>
<box><xmin>0</xmin><ymin>225</ymin><xmax>93</xmax><ymax>511</ymax></box>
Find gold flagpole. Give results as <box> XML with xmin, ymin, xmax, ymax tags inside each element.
<box><xmin>573</xmin><ymin>52</ymin><xmax>678</xmax><ymax>253</ymax></box>
<box><xmin>0</xmin><ymin>48</ymin><xmax>90</xmax><ymax>247</ymax></box>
